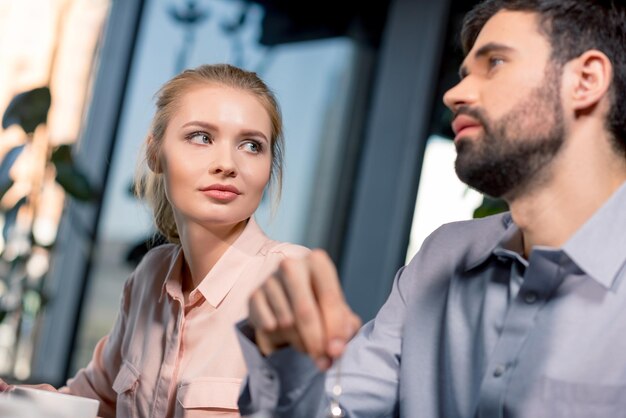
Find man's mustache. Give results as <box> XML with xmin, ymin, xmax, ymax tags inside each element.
<box><xmin>453</xmin><ymin>106</ymin><xmax>489</xmax><ymax>128</ymax></box>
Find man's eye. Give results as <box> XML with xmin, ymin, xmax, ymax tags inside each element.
<box><xmin>488</xmin><ymin>56</ymin><xmax>504</xmax><ymax>68</ymax></box>
<box><xmin>187</xmin><ymin>132</ymin><xmax>211</xmax><ymax>144</ymax></box>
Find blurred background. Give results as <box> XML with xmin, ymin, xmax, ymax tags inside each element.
<box><xmin>0</xmin><ymin>0</ymin><xmax>506</xmax><ymax>387</ymax></box>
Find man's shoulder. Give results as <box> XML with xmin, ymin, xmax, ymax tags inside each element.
<box><xmin>409</xmin><ymin>211</ymin><xmax>511</xmax><ymax>268</ymax></box>
<box><xmin>430</xmin><ymin>211</ymin><xmax>511</xmax><ymax>241</ymax></box>
<box><xmin>397</xmin><ymin>212</ymin><xmax>511</xmax><ymax>303</ymax></box>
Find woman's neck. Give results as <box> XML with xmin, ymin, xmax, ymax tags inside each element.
<box><xmin>178</xmin><ymin>219</ymin><xmax>248</xmax><ymax>297</ymax></box>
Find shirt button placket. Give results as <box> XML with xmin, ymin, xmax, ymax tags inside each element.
<box><xmin>152</xmin><ymin>300</ymin><xmax>182</xmax><ymax>417</ymax></box>
<box><xmin>493</xmin><ymin>364</ymin><xmax>506</xmax><ymax>378</ymax></box>
<box><xmin>523</xmin><ymin>291</ymin><xmax>538</xmax><ymax>304</ymax></box>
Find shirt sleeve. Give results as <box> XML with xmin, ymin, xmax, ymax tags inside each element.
<box><xmin>60</xmin><ymin>273</ymin><xmax>135</xmax><ymax>418</ymax></box>
<box><xmin>237</xmin><ymin>265</ymin><xmax>410</xmax><ymax>418</ymax></box>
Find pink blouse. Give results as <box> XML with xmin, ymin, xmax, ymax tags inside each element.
<box><xmin>63</xmin><ymin>218</ymin><xmax>309</xmax><ymax>417</ymax></box>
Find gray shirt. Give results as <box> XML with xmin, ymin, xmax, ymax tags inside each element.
<box><xmin>237</xmin><ymin>181</ymin><xmax>626</xmax><ymax>418</ymax></box>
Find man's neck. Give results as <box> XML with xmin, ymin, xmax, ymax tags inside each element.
<box><xmin>508</xmin><ymin>131</ymin><xmax>626</xmax><ymax>258</ymax></box>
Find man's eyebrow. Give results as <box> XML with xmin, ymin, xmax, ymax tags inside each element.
<box><xmin>458</xmin><ymin>42</ymin><xmax>516</xmax><ymax>79</ymax></box>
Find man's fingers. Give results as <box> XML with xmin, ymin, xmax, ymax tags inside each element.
<box><xmin>263</xmin><ymin>275</ymin><xmax>294</xmax><ymax>328</ymax></box>
<box><xmin>308</xmin><ymin>249</ymin><xmax>358</xmax><ymax>358</ymax></box>
<box><xmin>349</xmin><ymin>311</ymin><xmax>363</xmax><ymax>337</ymax></box>
<box><xmin>27</xmin><ymin>383</ymin><xmax>57</xmax><ymax>392</ymax></box>
<box><xmin>249</xmin><ymin>250</ymin><xmax>360</xmax><ymax>370</ymax></box>
<box><xmin>278</xmin><ymin>258</ymin><xmax>327</xmax><ymax>360</ymax></box>
<box><xmin>249</xmin><ymin>287</ymin><xmax>278</xmax><ymax>332</ymax></box>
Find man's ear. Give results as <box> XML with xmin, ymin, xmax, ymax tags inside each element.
<box><xmin>146</xmin><ymin>136</ymin><xmax>162</xmax><ymax>173</ymax></box>
<box><xmin>568</xmin><ymin>49</ymin><xmax>612</xmax><ymax>113</ymax></box>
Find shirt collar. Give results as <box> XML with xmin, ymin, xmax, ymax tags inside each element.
<box><xmin>196</xmin><ymin>216</ymin><xmax>269</xmax><ymax>307</ymax></box>
<box><xmin>563</xmin><ymin>180</ymin><xmax>626</xmax><ymax>289</ymax></box>
<box><xmin>493</xmin><ymin>225</ymin><xmax>528</xmax><ymax>268</ymax></box>
<box><xmin>464</xmin><ymin>212</ymin><xmax>516</xmax><ymax>271</ymax></box>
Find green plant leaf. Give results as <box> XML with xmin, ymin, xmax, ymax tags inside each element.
<box><xmin>2</xmin><ymin>87</ymin><xmax>51</xmax><ymax>134</ymax></box>
<box><xmin>54</xmin><ymin>161</ymin><xmax>98</xmax><ymax>202</ymax></box>
<box><xmin>50</xmin><ymin>144</ymin><xmax>72</xmax><ymax>164</ymax></box>
<box><xmin>473</xmin><ymin>195</ymin><xmax>509</xmax><ymax>219</ymax></box>
<box><xmin>51</xmin><ymin>145</ymin><xmax>99</xmax><ymax>201</ymax></box>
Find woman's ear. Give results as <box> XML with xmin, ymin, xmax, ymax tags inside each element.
<box><xmin>146</xmin><ymin>135</ymin><xmax>162</xmax><ymax>173</ymax></box>
<box><xmin>568</xmin><ymin>49</ymin><xmax>612</xmax><ymax>113</ymax></box>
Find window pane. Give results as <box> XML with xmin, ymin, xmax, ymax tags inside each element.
<box><xmin>405</xmin><ymin>135</ymin><xmax>482</xmax><ymax>264</ymax></box>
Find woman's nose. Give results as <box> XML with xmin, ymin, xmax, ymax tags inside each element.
<box><xmin>208</xmin><ymin>144</ymin><xmax>237</xmax><ymax>177</ymax></box>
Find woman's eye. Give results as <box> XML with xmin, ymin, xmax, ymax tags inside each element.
<box><xmin>187</xmin><ymin>132</ymin><xmax>211</xmax><ymax>144</ymax></box>
<box><xmin>240</xmin><ymin>141</ymin><xmax>262</xmax><ymax>153</ymax></box>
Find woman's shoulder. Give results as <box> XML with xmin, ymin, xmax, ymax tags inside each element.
<box><xmin>133</xmin><ymin>243</ymin><xmax>181</xmax><ymax>274</ymax></box>
<box><xmin>259</xmin><ymin>240</ymin><xmax>311</xmax><ymax>260</ymax></box>
<box><xmin>119</xmin><ymin>243</ymin><xmax>181</xmax><ymax>307</ymax></box>
<box><xmin>140</xmin><ymin>242</ymin><xmax>180</xmax><ymax>261</ymax></box>
<box><xmin>253</xmin><ymin>240</ymin><xmax>311</xmax><ymax>281</ymax></box>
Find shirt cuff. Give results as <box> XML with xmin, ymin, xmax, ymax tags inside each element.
<box><xmin>236</xmin><ymin>319</ymin><xmax>324</xmax><ymax>414</ymax></box>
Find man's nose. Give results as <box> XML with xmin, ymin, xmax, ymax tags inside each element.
<box><xmin>443</xmin><ymin>77</ymin><xmax>477</xmax><ymax>113</ymax></box>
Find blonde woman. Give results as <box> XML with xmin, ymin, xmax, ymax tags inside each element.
<box><xmin>2</xmin><ymin>63</ymin><xmax>309</xmax><ymax>417</ymax></box>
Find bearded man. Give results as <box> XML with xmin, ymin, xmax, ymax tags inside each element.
<box><xmin>237</xmin><ymin>1</ymin><xmax>626</xmax><ymax>417</ymax></box>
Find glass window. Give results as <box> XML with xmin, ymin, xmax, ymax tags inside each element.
<box><xmin>0</xmin><ymin>0</ymin><xmax>111</xmax><ymax>381</ymax></box>
<box><xmin>404</xmin><ymin>0</ymin><xmax>506</xmax><ymax>265</ymax></box>
<box><xmin>405</xmin><ymin>135</ymin><xmax>482</xmax><ymax>263</ymax></box>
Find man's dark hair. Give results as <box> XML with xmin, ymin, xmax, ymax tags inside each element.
<box><xmin>461</xmin><ymin>0</ymin><xmax>626</xmax><ymax>152</ymax></box>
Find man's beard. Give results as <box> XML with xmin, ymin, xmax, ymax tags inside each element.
<box><xmin>454</xmin><ymin>65</ymin><xmax>565</xmax><ymax>201</ymax></box>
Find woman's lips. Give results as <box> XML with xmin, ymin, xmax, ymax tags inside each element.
<box><xmin>199</xmin><ymin>184</ymin><xmax>241</xmax><ymax>202</ymax></box>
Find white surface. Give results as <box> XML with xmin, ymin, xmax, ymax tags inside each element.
<box><xmin>0</xmin><ymin>394</ymin><xmax>61</xmax><ymax>418</ymax></box>
<box><xmin>8</xmin><ymin>387</ymin><xmax>99</xmax><ymax>418</ymax></box>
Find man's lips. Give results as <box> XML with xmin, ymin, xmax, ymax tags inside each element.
<box><xmin>451</xmin><ymin>114</ymin><xmax>483</xmax><ymax>139</ymax></box>
<box><xmin>199</xmin><ymin>184</ymin><xmax>241</xmax><ymax>201</ymax></box>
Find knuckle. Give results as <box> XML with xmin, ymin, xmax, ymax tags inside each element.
<box><xmin>247</xmin><ymin>310</ymin><xmax>264</xmax><ymax>329</ymax></box>
<box><xmin>247</xmin><ymin>300</ymin><xmax>258</xmax><ymax>315</ymax></box>
<box><xmin>259</xmin><ymin>319</ymin><xmax>277</xmax><ymax>333</ymax></box>
<box><xmin>279</xmin><ymin>259</ymin><xmax>298</xmax><ymax>278</ymax></box>
<box><xmin>309</xmin><ymin>248</ymin><xmax>327</xmax><ymax>260</ymax></box>
<box><xmin>294</xmin><ymin>303</ymin><xmax>316</xmax><ymax>323</ymax></box>
<box><xmin>264</xmin><ymin>275</ymin><xmax>280</xmax><ymax>290</ymax></box>
<box><xmin>319</xmin><ymin>286</ymin><xmax>341</xmax><ymax>302</ymax></box>
<box><xmin>276</xmin><ymin>310</ymin><xmax>294</xmax><ymax>327</ymax></box>
<box><xmin>277</xmin><ymin>258</ymin><xmax>294</xmax><ymax>275</ymax></box>
<box><xmin>304</xmin><ymin>340</ymin><xmax>323</xmax><ymax>357</ymax></box>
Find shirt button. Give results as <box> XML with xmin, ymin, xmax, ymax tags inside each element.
<box><xmin>523</xmin><ymin>291</ymin><xmax>538</xmax><ymax>304</ymax></box>
<box><xmin>493</xmin><ymin>364</ymin><xmax>506</xmax><ymax>377</ymax></box>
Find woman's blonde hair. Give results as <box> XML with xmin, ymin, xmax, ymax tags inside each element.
<box><xmin>135</xmin><ymin>63</ymin><xmax>284</xmax><ymax>244</ymax></box>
